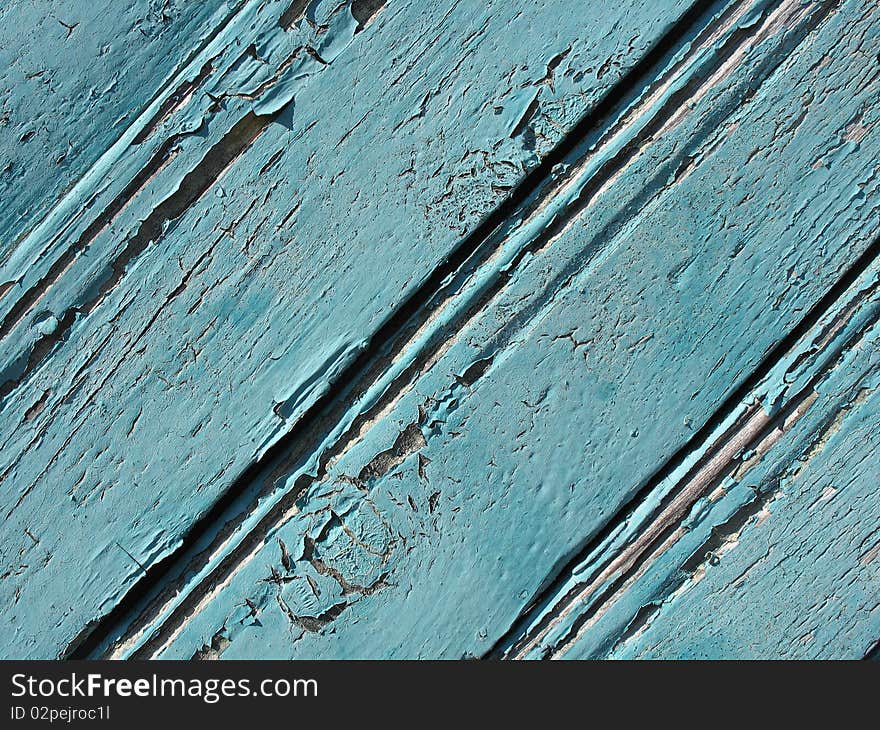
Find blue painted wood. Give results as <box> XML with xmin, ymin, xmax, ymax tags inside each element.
<box><xmin>0</xmin><ymin>1</ymin><xmax>236</xmax><ymax>262</ymax></box>
<box><xmin>0</xmin><ymin>0</ymin><xmax>878</xmax><ymax>660</ymax></box>
<box><xmin>101</xmin><ymin>0</ymin><xmax>879</xmax><ymax>659</ymax></box>
<box><xmin>0</xmin><ymin>0</ymin><xmax>707</xmax><ymax>658</ymax></box>
<box><xmin>513</xmin><ymin>251</ymin><xmax>880</xmax><ymax>659</ymax></box>
<box><xmin>609</xmin><ymin>319</ymin><xmax>880</xmax><ymax>660</ymax></box>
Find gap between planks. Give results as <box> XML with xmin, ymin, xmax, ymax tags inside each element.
<box><xmin>65</xmin><ymin>0</ymin><xmax>751</xmax><ymax>658</ymax></box>
<box><xmin>492</xmin><ymin>233</ymin><xmax>880</xmax><ymax>659</ymax></box>
<box><xmin>66</xmin><ymin>0</ymin><xmax>865</xmax><ymax>659</ymax></box>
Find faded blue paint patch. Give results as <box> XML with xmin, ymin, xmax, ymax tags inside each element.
<box><xmin>0</xmin><ymin>0</ymin><xmax>877</xmax><ymax>662</ymax></box>
<box><xmin>99</xmin><ymin>0</ymin><xmax>880</xmax><ymax>660</ymax></box>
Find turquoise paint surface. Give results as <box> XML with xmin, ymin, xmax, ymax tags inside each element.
<box><xmin>0</xmin><ymin>0</ymin><xmax>877</xmax><ymax>660</ymax></box>
<box><xmin>0</xmin><ymin>0</ymin><xmax>700</xmax><ymax>658</ymax></box>
<box><xmin>0</xmin><ymin>1</ymin><xmax>235</xmax><ymax>262</ymax></box>
<box><xmin>122</xmin><ymin>0</ymin><xmax>880</xmax><ymax>660</ymax></box>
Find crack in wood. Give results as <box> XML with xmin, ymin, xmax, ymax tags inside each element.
<box><xmin>65</xmin><ymin>0</ymin><xmax>753</xmax><ymax>660</ymax></box>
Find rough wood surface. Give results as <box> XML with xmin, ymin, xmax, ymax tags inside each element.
<box><xmin>0</xmin><ymin>1</ymin><xmax>237</xmax><ymax>262</ymax></box>
<box><xmin>0</xmin><ymin>0</ymin><xmax>877</xmax><ymax>660</ymax></box>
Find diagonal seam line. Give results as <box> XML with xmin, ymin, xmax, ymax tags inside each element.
<box><xmin>65</xmin><ymin>0</ymin><xmax>781</xmax><ymax>659</ymax></box>
<box><xmin>484</xmin><ymin>231</ymin><xmax>880</xmax><ymax>660</ymax></box>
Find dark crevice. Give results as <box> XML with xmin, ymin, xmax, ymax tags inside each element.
<box><xmin>550</xmin><ymin>339</ymin><xmax>874</xmax><ymax>660</ymax></box>
<box><xmin>279</xmin><ymin>0</ymin><xmax>310</xmax><ymax>30</ymax></box>
<box><xmin>1</xmin><ymin>1</ymin><xmax>248</xmax><ymax>274</ymax></box>
<box><xmin>0</xmin><ymin>139</ymin><xmax>176</xmax><ymax>344</ymax></box>
<box><xmin>66</xmin><ymin>0</ymin><xmax>782</xmax><ymax>659</ymax></box>
<box><xmin>191</xmin><ymin>628</ymin><xmax>231</xmax><ymax>660</ymax></box>
<box><xmin>611</xmin><ymin>602</ymin><xmax>661</xmax><ymax>652</ymax></box>
<box><xmin>485</xmin><ymin>231</ymin><xmax>880</xmax><ymax>660</ymax></box>
<box><xmin>351</xmin><ymin>0</ymin><xmax>387</xmax><ymax>30</ymax></box>
<box><xmin>278</xmin><ymin>599</ymin><xmax>348</xmax><ymax>634</ymax></box>
<box><xmin>358</xmin><ymin>421</ymin><xmax>426</xmax><ymax>482</ymax></box>
<box><xmin>458</xmin><ymin>356</ymin><xmax>494</xmax><ymax>387</ymax></box>
<box><xmin>0</xmin><ymin>111</ymin><xmax>275</xmax><ymax>402</ymax></box>
<box><xmin>0</xmin><ymin>0</ymin><xmax>249</xmax><ymax>334</ymax></box>
<box><xmin>97</xmin><ymin>112</ymin><xmax>271</xmax><ymax>302</ymax></box>
<box><xmin>678</xmin><ymin>489</ymin><xmax>775</xmax><ymax>575</ymax></box>
<box><xmin>0</xmin><ymin>308</ymin><xmax>78</xmax><ymax>400</ymax></box>
<box><xmin>131</xmin><ymin>58</ymin><xmax>216</xmax><ymax>145</ymax></box>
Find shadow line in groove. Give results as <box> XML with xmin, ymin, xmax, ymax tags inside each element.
<box><xmin>65</xmin><ymin>0</ymin><xmax>747</xmax><ymax>659</ymax></box>
<box><xmin>486</xmin><ymin>231</ymin><xmax>880</xmax><ymax>660</ymax></box>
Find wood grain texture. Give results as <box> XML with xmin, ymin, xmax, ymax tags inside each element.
<box><xmin>0</xmin><ymin>0</ymin><xmax>877</xmax><ymax>660</ymax></box>
<box><xmin>0</xmin><ymin>0</ymin><xmax>704</xmax><ymax>658</ymax></box>
<box><xmin>509</xmin><ymin>246</ymin><xmax>880</xmax><ymax>659</ymax></box>
<box><xmin>0</xmin><ymin>1</ymin><xmax>237</xmax><ymax>261</ymax></box>
<box><xmin>112</xmin><ymin>0</ymin><xmax>880</xmax><ymax>659</ymax></box>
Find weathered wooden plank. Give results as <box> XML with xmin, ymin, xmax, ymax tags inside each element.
<box><xmin>606</xmin><ymin>336</ymin><xmax>880</xmax><ymax>659</ymax></box>
<box><xmin>0</xmin><ymin>0</ymin><xmax>237</xmax><ymax>261</ymax></box>
<box><xmin>96</xmin><ymin>0</ymin><xmax>879</xmax><ymax>658</ymax></box>
<box><xmin>507</xmin><ymin>245</ymin><xmax>880</xmax><ymax>659</ymax></box>
<box><xmin>0</xmin><ymin>0</ymin><xmax>712</xmax><ymax>658</ymax></box>
<box><xmin>603</xmin><ymin>285</ymin><xmax>880</xmax><ymax>660</ymax></box>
